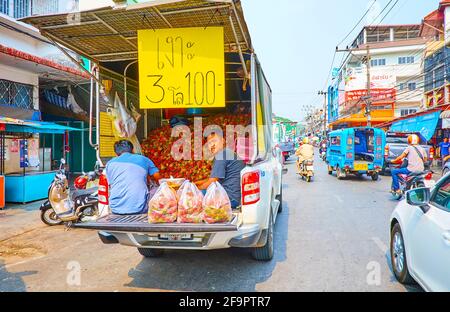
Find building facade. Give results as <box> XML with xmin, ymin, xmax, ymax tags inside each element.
<box><xmin>328</xmin><ymin>25</ymin><xmax>428</xmax><ymax>129</ymax></box>
<box><xmin>0</xmin><ymin>1</ymin><xmax>96</xmax><ymax>175</ymax></box>
<box><xmin>0</xmin><ymin>0</ymin><xmax>78</xmax><ymax>18</ymax></box>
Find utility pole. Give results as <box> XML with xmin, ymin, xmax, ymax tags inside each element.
<box><xmin>318</xmin><ymin>90</ymin><xmax>328</xmax><ymax>135</ymax></box>
<box><xmin>365</xmin><ymin>45</ymin><xmax>372</xmax><ymax>127</ymax></box>
<box><xmin>336</xmin><ymin>45</ymin><xmax>372</xmax><ymax>127</ymax></box>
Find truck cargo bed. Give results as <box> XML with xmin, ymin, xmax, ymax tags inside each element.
<box><xmin>74</xmin><ymin>214</ymin><xmax>239</xmax><ymax>233</ymax></box>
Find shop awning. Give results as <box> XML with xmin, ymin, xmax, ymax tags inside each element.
<box><xmin>0</xmin><ymin>117</ymin><xmax>81</xmax><ymax>134</ymax></box>
<box><xmin>390</xmin><ymin>111</ymin><xmax>441</xmax><ymax>141</ymax></box>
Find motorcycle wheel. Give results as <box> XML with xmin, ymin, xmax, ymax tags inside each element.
<box><xmin>306</xmin><ymin>176</ymin><xmax>312</xmax><ymax>183</ymax></box>
<box><xmin>40</xmin><ymin>207</ymin><xmax>63</xmax><ymax>226</ymax></box>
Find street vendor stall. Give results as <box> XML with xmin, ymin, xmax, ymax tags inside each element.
<box><xmin>0</xmin><ymin>116</ymin><xmax>80</xmax><ymax>204</ymax></box>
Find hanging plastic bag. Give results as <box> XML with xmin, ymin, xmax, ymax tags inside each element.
<box><xmin>176</xmin><ymin>179</ymin><xmax>190</xmax><ymax>199</ymax></box>
<box><xmin>67</xmin><ymin>86</ymin><xmax>87</xmax><ymax>115</ymax></box>
<box><xmin>148</xmin><ymin>182</ymin><xmax>178</xmax><ymax>223</ymax></box>
<box><xmin>112</xmin><ymin>92</ymin><xmax>137</xmax><ymax>138</ymax></box>
<box><xmin>109</xmin><ymin>93</ymin><xmax>142</xmax><ymax>154</ymax></box>
<box><xmin>202</xmin><ymin>182</ymin><xmax>232</xmax><ymax>224</ymax></box>
<box><xmin>177</xmin><ymin>182</ymin><xmax>204</xmax><ymax>223</ymax></box>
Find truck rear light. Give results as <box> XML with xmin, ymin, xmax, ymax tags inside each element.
<box><xmin>242</xmin><ymin>171</ymin><xmax>260</xmax><ymax>205</ymax></box>
<box><xmin>98</xmin><ymin>174</ymin><xmax>109</xmax><ymax>205</ymax></box>
<box><xmin>384</xmin><ymin>145</ymin><xmax>389</xmax><ymax>157</ymax></box>
<box><xmin>429</xmin><ymin>147</ymin><xmax>434</xmax><ymax>160</ymax></box>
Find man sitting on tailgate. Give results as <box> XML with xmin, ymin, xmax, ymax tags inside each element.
<box><xmin>195</xmin><ymin>129</ymin><xmax>245</xmax><ymax>209</ymax></box>
<box><xmin>106</xmin><ymin>140</ymin><xmax>160</xmax><ymax>215</ymax></box>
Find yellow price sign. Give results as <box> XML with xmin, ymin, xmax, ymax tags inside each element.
<box><xmin>138</xmin><ymin>27</ymin><xmax>225</xmax><ymax>109</ymax></box>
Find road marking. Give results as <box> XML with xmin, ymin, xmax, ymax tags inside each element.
<box><xmin>0</xmin><ymin>255</ymin><xmax>46</xmax><ymax>270</ymax></box>
<box><xmin>372</xmin><ymin>237</ymin><xmax>388</xmax><ymax>253</ymax></box>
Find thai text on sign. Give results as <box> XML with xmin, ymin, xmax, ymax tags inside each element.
<box><xmin>138</xmin><ymin>27</ymin><xmax>225</xmax><ymax>109</ymax></box>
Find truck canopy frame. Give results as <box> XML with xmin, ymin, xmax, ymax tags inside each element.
<box><xmin>21</xmin><ymin>0</ymin><xmax>252</xmax><ymax>63</ymax></box>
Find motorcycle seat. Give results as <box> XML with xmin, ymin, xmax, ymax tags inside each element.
<box><xmin>71</xmin><ymin>187</ymin><xmax>98</xmax><ymax>200</ymax></box>
<box><xmin>408</xmin><ymin>171</ymin><xmax>425</xmax><ymax>177</ymax></box>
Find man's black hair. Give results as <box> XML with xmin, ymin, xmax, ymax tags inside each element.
<box><xmin>114</xmin><ymin>140</ymin><xmax>134</xmax><ymax>156</ymax></box>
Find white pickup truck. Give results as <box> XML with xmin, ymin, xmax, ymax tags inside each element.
<box><xmin>24</xmin><ymin>0</ymin><xmax>284</xmax><ymax>261</ymax></box>
<box><xmin>80</xmin><ymin>54</ymin><xmax>284</xmax><ymax>261</ymax></box>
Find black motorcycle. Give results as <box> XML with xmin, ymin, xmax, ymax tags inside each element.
<box><xmin>389</xmin><ymin>161</ymin><xmax>433</xmax><ymax>200</ymax></box>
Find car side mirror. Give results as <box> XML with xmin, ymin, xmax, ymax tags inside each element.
<box><xmin>406</xmin><ymin>187</ymin><xmax>431</xmax><ymax>213</ymax></box>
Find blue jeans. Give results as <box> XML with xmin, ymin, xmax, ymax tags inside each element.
<box><xmin>391</xmin><ymin>167</ymin><xmax>411</xmax><ymax>191</ymax></box>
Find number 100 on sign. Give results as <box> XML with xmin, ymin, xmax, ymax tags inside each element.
<box><xmin>138</xmin><ymin>27</ymin><xmax>225</xmax><ymax>109</ymax></box>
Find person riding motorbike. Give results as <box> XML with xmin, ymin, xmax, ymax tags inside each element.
<box><xmin>296</xmin><ymin>137</ymin><xmax>314</xmax><ymax>172</ymax></box>
<box><xmin>390</xmin><ymin>134</ymin><xmax>427</xmax><ymax>195</ymax></box>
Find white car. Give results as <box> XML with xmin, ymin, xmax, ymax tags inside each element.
<box><xmin>390</xmin><ymin>174</ymin><xmax>450</xmax><ymax>291</ymax></box>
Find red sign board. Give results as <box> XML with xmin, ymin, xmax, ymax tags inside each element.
<box><xmin>0</xmin><ymin>123</ymin><xmax>5</xmax><ymax>131</ymax></box>
<box><xmin>345</xmin><ymin>88</ymin><xmax>396</xmax><ymax>102</ymax></box>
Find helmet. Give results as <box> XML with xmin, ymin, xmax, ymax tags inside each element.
<box><xmin>74</xmin><ymin>176</ymin><xmax>88</xmax><ymax>190</ymax></box>
<box><xmin>407</xmin><ymin>134</ymin><xmax>419</xmax><ymax>145</ymax></box>
<box><xmin>303</xmin><ymin>137</ymin><xmax>309</xmax><ymax>144</ymax></box>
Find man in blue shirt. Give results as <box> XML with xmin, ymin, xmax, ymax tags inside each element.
<box><xmin>439</xmin><ymin>137</ymin><xmax>450</xmax><ymax>164</ymax></box>
<box><xmin>106</xmin><ymin>140</ymin><xmax>160</xmax><ymax>215</ymax></box>
<box><xmin>195</xmin><ymin>129</ymin><xmax>245</xmax><ymax>209</ymax></box>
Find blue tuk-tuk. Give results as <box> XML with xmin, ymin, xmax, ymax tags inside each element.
<box><xmin>326</xmin><ymin>127</ymin><xmax>386</xmax><ymax>180</ymax></box>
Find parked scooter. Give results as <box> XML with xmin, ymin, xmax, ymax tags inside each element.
<box><xmin>298</xmin><ymin>159</ymin><xmax>314</xmax><ymax>182</ymax></box>
<box><xmin>40</xmin><ymin>159</ymin><xmax>100</xmax><ymax>226</ymax></box>
<box><xmin>389</xmin><ymin>161</ymin><xmax>433</xmax><ymax>200</ymax></box>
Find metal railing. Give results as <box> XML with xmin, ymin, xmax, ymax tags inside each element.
<box><xmin>0</xmin><ymin>79</ymin><xmax>33</xmax><ymax>110</ymax></box>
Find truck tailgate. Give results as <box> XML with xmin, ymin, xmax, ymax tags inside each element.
<box><xmin>74</xmin><ymin>214</ymin><xmax>239</xmax><ymax>233</ymax></box>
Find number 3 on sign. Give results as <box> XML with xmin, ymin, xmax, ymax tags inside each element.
<box><xmin>138</xmin><ymin>27</ymin><xmax>225</xmax><ymax>109</ymax></box>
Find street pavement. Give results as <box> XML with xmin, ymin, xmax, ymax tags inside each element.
<box><xmin>0</xmin><ymin>153</ymin><xmax>423</xmax><ymax>292</ymax></box>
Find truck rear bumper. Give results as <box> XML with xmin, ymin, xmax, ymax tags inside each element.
<box><xmin>101</xmin><ymin>223</ymin><xmax>262</xmax><ymax>250</ymax></box>
<box><xmin>76</xmin><ymin>214</ymin><xmax>263</xmax><ymax>250</ymax></box>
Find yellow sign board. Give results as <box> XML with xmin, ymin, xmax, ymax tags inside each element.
<box><xmin>138</xmin><ymin>27</ymin><xmax>225</xmax><ymax>109</ymax></box>
<box><xmin>99</xmin><ymin>112</ymin><xmax>116</xmax><ymax>158</ymax></box>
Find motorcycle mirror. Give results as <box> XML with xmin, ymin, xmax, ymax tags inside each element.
<box><xmin>60</xmin><ymin>158</ymin><xmax>66</xmax><ymax>165</ymax></box>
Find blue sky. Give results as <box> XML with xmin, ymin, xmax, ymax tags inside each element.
<box><xmin>241</xmin><ymin>0</ymin><xmax>440</xmax><ymax>122</ymax></box>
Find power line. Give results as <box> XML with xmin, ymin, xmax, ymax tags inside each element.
<box><xmin>375</xmin><ymin>0</ymin><xmax>400</xmax><ymax>26</ymax></box>
<box><xmin>337</xmin><ymin>0</ymin><xmax>378</xmax><ymax>47</ymax></box>
<box><xmin>369</xmin><ymin>0</ymin><xmax>394</xmax><ymax>26</ymax></box>
<box><xmin>322</xmin><ymin>1</ymin><xmax>381</xmax><ymax>92</ymax></box>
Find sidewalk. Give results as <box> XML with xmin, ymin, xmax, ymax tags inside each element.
<box><xmin>0</xmin><ymin>200</ymin><xmax>47</xmax><ymax>242</ymax></box>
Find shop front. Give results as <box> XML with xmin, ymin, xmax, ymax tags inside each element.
<box><xmin>390</xmin><ymin>110</ymin><xmax>441</xmax><ymax>142</ymax></box>
<box><xmin>0</xmin><ymin>116</ymin><xmax>80</xmax><ymax>205</ymax></box>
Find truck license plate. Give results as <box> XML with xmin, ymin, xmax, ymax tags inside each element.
<box><xmin>158</xmin><ymin>234</ymin><xmax>193</xmax><ymax>241</ymax></box>
<box><xmin>354</xmin><ymin>164</ymin><xmax>368</xmax><ymax>171</ymax></box>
